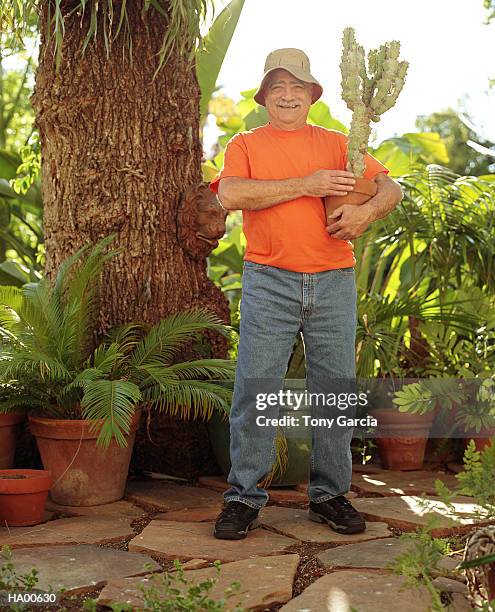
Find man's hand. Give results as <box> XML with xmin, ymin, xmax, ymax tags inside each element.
<box><xmin>302</xmin><ymin>170</ymin><xmax>356</xmax><ymax>197</ymax></box>
<box><xmin>326</xmin><ymin>204</ymin><xmax>373</xmax><ymax>240</ymax></box>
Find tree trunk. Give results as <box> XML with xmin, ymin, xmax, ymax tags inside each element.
<box><xmin>30</xmin><ymin>1</ymin><xmax>229</xmax><ymax>477</ymax></box>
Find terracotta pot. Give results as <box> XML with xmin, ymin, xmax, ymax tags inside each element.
<box><xmin>0</xmin><ymin>469</ymin><xmax>52</xmax><ymax>526</ymax></box>
<box><xmin>371</xmin><ymin>409</ymin><xmax>434</xmax><ymax>471</ymax></box>
<box><xmin>323</xmin><ymin>177</ymin><xmax>378</xmax><ymax>221</ymax></box>
<box><xmin>29</xmin><ymin>411</ymin><xmax>140</xmax><ymax>506</ymax></box>
<box><xmin>0</xmin><ymin>414</ymin><xmax>23</xmax><ymax>468</ymax></box>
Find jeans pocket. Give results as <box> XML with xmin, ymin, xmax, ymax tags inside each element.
<box><xmin>243</xmin><ymin>260</ymin><xmax>270</xmax><ymax>272</ymax></box>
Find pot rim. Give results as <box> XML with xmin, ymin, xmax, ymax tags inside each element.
<box><xmin>0</xmin><ymin>469</ymin><xmax>52</xmax><ymax>494</ymax></box>
<box><xmin>0</xmin><ymin>413</ymin><xmax>25</xmax><ymax>426</ymax></box>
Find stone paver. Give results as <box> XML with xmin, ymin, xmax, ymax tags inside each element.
<box><xmin>128</xmin><ymin>520</ymin><xmax>297</xmax><ymax>562</ymax></box>
<box><xmin>317</xmin><ymin>538</ymin><xmax>459</xmax><ymax>573</ymax></box>
<box><xmin>0</xmin><ymin>516</ymin><xmax>135</xmax><ymax>549</ymax></box>
<box><xmin>450</xmin><ymin>593</ymin><xmax>473</xmax><ymax>611</ymax></box>
<box><xmin>98</xmin><ymin>554</ymin><xmax>299</xmax><ymax>610</ymax></box>
<box><xmin>10</xmin><ymin>545</ymin><xmax>159</xmax><ymax>594</ymax></box>
<box><xmin>260</xmin><ymin>506</ymin><xmax>391</xmax><ymax>543</ymax></box>
<box><xmin>352</xmin><ymin>495</ymin><xmax>491</xmax><ymax>536</ymax></box>
<box><xmin>126</xmin><ymin>481</ymin><xmax>222</xmax><ymax>512</ymax></box>
<box><xmin>432</xmin><ymin>576</ymin><xmax>468</xmax><ymax>594</ymax></box>
<box><xmin>45</xmin><ymin>499</ymin><xmax>146</xmax><ymax>519</ymax></box>
<box><xmin>155</xmin><ymin>506</ymin><xmax>222</xmax><ymax>522</ymax></box>
<box><xmin>351</xmin><ymin>468</ymin><xmax>460</xmax><ymax>497</ymax></box>
<box><xmin>198</xmin><ymin>476</ymin><xmax>308</xmax><ymax>503</ymax></box>
<box><xmin>280</xmin><ymin>571</ymin><xmax>432</xmax><ymax>611</ymax></box>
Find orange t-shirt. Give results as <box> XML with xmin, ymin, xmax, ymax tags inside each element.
<box><xmin>210</xmin><ymin>123</ymin><xmax>389</xmax><ymax>273</ymax></box>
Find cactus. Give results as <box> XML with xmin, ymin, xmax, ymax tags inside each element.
<box><xmin>340</xmin><ymin>27</ymin><xmax>409</xmax><ymax>177</ymax></box>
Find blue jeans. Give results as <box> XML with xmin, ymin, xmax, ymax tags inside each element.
<box><xmin>224</xmin><ymin>260</ymin><xmax>357</xmax><ymax>509</ymax></box>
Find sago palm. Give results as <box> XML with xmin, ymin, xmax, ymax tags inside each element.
<box><xmin>0</xmin><ymin>236</ymin><xmax>236</xmax><ymax>447</ymax></box>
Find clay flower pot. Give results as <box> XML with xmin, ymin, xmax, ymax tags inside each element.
<box><xmin>0</xmin><ymin>469</ymin><xmax>52</xmax><ymax>526</ymax></box>
<box><xmin>0</xmin><ymin>414</ymin><xmax>23</xmax><ymax>469</ymax></box>
<box><xmin>28</xmin><ymin>411</ymin><xmax>141</xmax><ymax>506</ymax></box>
<box><xmin>324</xmin><ymin>177</ymin><xmax>378</xmax><ymax>221</ymax></box>
<box><xmin>371</xmin><ymin>409</ymin><xmax>435</xmax><ymax>471</ymax></box>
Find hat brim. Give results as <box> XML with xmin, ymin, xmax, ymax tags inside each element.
<box><xmin>254</xmin><ymin>65</ymin><xmax>323</xmax><ymax>106</ymax></box>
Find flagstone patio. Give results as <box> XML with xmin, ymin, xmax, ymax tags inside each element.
<box><xmin>1</xmin><ymin>465</ymin><xmax>488</xmax><ymax>610</ymax></box>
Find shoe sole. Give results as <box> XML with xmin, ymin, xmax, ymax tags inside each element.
<box><xmin>213</xmin><ymin>518</ymin><xmax>259</xmax><ymax>540</ymax></box>
<box><xmin>308</xmin><ymin>509</ymin><xmax>366</xmax><ymax>534</ymax></box>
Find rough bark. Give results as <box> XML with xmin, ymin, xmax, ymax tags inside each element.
<box><xmin>30</xmin><ymin>1</ymin><xmax>230</xmax><ymax>477</ymax></box>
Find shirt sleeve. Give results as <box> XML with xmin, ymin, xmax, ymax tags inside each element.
<box><xmin>336</xmin><ymin>132</ymin><xmax>389</xmax><ymax>180</ymax></box>
<box><xmin>209</xmin><ymin>134</ymin><xmax>251</xmax><ymax>194</ymax></box>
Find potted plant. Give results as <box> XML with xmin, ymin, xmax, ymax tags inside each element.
<box><xmin>324</xmin><ymin>27</ymin><xmax>409</xmax><ymax>219</ymax></box>
<box><xmin>455</xmin><ymin>377</ymin><xmax>495</xmax><ymax>452</ymax></box>
<box><xmin>0</xmin><ymin>236</ymin><xmax>235</xmax><ymax>506</ymax></box>
<box><xmin>0</xmin><ymin>469</ymin><xmax>52</xmax><ymax>526</ymax></box>
<box><xmin>372</xmin><ymin>379</ymin><xmax>464</xmax><ymax>470</ymax></box>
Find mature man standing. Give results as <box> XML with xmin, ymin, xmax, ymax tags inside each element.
<box><xmin>210</xmin><ymin>48</ymin><xmax>402</xmax><ymax>540</ymax></box>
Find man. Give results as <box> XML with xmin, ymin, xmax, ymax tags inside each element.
<box><xmin>209</xmin><ymin>48</ymin><xmax>403</xmax><ymax>540</ymax></box>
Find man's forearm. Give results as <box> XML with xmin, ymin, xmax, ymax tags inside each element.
<box><xmin>219</xmin><ymin>177</ymin><xmax>305</xmax><ymax>211</ymax></box>
<box><xmin>363</xmin><ymin>177</ymin><xmax>403</xmax><ymax>222</ymax></box>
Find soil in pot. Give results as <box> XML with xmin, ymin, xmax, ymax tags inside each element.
<box><xmin>0</xmin><ymin>469</ymin><xmax>52</xmax><ymax>526</ymax></box>
<box><xmin>0</xmin><ymin>413</ymin><xmax>24</xmax><ymax>469</ymax></box>
<box><xmin>371</xmin><ymin>409</ymin><xmax>435</xmax><ymax>470</ymax></box>
<box><xmin>324</xmin><ymin>177</ymin><xmax>378</xmax><ymax>221</ymax></box>
<box><xmin>29</xmin><ymin>411</ymin><xmax>141</xmax><ymax>506</ymax></box>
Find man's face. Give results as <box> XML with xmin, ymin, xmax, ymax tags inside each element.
<box><xmin>264</xmin><ymin>68</ymin><xmax>314</xmax><ymax>130</ymax></box>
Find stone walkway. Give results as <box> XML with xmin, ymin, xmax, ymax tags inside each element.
<box><xmin>0</xmin><ymin>464</ymin><xmax>486</xmax><ymax>610</ymax></box>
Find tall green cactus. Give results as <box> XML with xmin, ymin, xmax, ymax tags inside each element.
<box><xmin>340</xmin><ymin>27</ymin><xmax>409</xmax><ymax>177</ymax></box>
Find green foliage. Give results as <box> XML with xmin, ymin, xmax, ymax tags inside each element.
<box><xmin>355</xmin><ymin>165</ymin><xmax>495</xmax><ymax>377</ymax></box>
<box><xmin>0</xmin><ymin>545</ymin><xmax>39</xmax><ymax>612</ymax></box>
<box><xmin>1</xmin><ymin>1</ymin><xmax>214</xmax><ymax>77</ymax></box>
<box><xmin>9</xmin><ymin>131</ymin><xmax>40</xmax><ymax>196</ymax></box>
<box><xmin>390</xmin><ymin>524</ymin><xmax>453</xmax><ymax>612</ymax></box>
<box><xmin>0</xmin><ymin>142</ymin><xmax>43</xmax><ymax>283</ymax></box>
<box><xmin>373</xmin><ymin>133</ymin><xmax>449</xmax><ymax>177</ymax></box>
<box><xmin>415</xmin><ymin>109</ymin><xmax>494</xmax><ymax>176</ymax></box>
<box><xmin>90</xmin><ymin>559</ymin><xmax>245</xmax><ymax>611</ymax></box>
<box><xmin>393</xmin><ymin>379</ymin><xmax>467</xmax><ymax>416</ymax></box>
<box><xmin>0</xmin><ymin>236</ymin><xmax>236</xmax><ymax>447</ymax></box>
<box><xmin>435</xmin><ymin>441</ymin><xmax>495</xmax><ymax>519</ymax></box>
<box><xmin>197</xmin><ymin>0</ymin><xmax>245</xmax><ymax>123</ymax></box>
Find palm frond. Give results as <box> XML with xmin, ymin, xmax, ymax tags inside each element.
<box><xmin>129</xmin><ymin>309</ymin><xmax>232</xmax><ymax>369</ymax></box>
<box><xmin>260</xmin><ymin>428</ymin><xmax>289</xmax><ymax>488</ymax></box>
<box><xmin>141</xmin><ymin>378</ymin><xmax>232</xmax><ymax>421</ymax></box>
<box><xmin>64</xmin><ymin>235</ymin><xmax>120</xmax><ymax>362</ymax></box>
<box><xmin>162</xmin><ymin>359</ymin><xmax>236</xmax><ymax>380</ymax></box>
<box><xmin>105</xmin><ymin>322</ymin><xmax>147</xmax><ymax>357</ymax></box>
<box><xmin>91</xmin><ymin>342</ymin><xmax>126</xmax><ymax>376</ymax></box>
<box><xmin>81</xmin><ymin>379</ymin><xmax>141</xmax><ymax>448</ymax></box>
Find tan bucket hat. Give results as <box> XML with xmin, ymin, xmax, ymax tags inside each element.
<box><xmin>254</xmin><ymin>48</ymin><xmax>323</xmax><ymax>106</ymax></box>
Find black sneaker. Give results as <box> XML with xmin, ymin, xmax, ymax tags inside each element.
<box><xmin>309</xmin><ymin>495</ymin><xmax>366</xmax><ymax>534</ymax></box>
<box><xmin>214</xmin><ymin>501</ymin><xmax>260</xmax><ymax>540</ymax></box>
